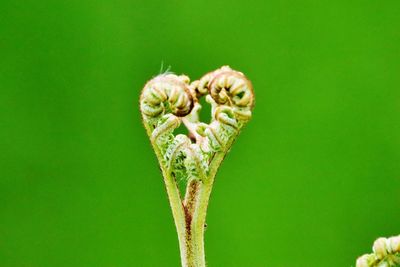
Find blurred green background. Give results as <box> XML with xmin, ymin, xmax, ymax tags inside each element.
<box><xmin>1</xmin><ymin>0</ymin><xmax>399</xmax><ymax>266</ymax></box>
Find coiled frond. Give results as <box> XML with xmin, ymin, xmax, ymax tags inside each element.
<box><xmin>150</xmin><ymin>114</ymin><xmax>180</xmax><ymax>154</ymax></box>
<box><xmin>184</xmin><ymin>144</ymin><xmax>208</xmax><ymax>181</ymax></box>
<box><xmin>165</xmin><ymin>134</ymin><xmax>191</xmax><ymax>173</ymax></box>
<box><xmin>140</xmin><ymin>74</ymin><xmax>194</xmax><ymax>119</ymax></box>
<box><xmin>208</xmin><ymin>66</ymin><xmax>254</xmax><ymax>121</ymax></box>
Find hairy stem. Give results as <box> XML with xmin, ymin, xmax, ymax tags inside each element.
<box><xmin>190</xmin><ymin>152</ymin><xmax>226</xmax><ymax>267</ymax></box>
<box><xmin>153</xmin><ymin>144</ymin><xmax>190</xmax><ymax>266</ymax></box>
<box><xmin>163</xmin><ymin>172</ymin><xmax>189</xmax><ymax>266</ymax></box>
<box><xmin>165</xmin><ymin>152</ymin><xmax>227</xmax><ymax>267</ymax></box>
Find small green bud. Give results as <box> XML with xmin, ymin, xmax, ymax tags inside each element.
<box><xmin>357</xmin><ymin>235</ymin><xmax>400</xmax><ymax>267</ymax></box>
<box><xmin>388</xmin><ymin>236</ymin><xmax>400</xmax><ymax>253</ymax></box>
<box><xmin>373</xmin><ymin>238</ymin><xmax>389</xmax><ymax>260</ymax></box>
<box><xmin>356</xmin><ymin>254</ymin><xmax>372</xmax><ymax>267</ymax></box>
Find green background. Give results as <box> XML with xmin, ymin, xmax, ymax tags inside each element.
<box><xmin>1</xmin><ymin>0</ymin><xmax>399</xmax><ymax>266</ymax></box>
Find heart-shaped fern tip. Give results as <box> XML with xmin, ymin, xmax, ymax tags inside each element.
<box><xmin>139</xmin><ymin>66</ymin><xmax>254</xmax><ymax>267</ymax></box>
<box><xmin>140</xmin><ymin>66</ymin><xmax>254</xmax><ymax>184</ymax></box>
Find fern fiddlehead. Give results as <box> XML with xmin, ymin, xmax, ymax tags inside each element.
<box><xmin>140</xmin><ymin>66</ymin><xmax>255</xmax><ymax>267</ymax></box>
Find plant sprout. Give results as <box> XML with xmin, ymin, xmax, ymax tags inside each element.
<box><xmin>140</xmin><ymin>66</ymin><xmax>254</xmax><ymax>267</ymax></box>
<box><xmin>357</xmin><ymin>235</ymin><xmax>400</xmax><ymax>267</ymax></box>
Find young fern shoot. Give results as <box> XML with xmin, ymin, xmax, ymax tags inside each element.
<box><xmin>356</xmin><ymin>235</ymin><xmax>400</xmax><ymax>267</ymax></box>
<box><xmin>140</xmin><ymin>66</ymin><xmax>254</xmax><ymax>267</ymax></box>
